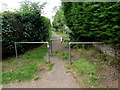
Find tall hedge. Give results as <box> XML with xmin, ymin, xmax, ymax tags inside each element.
<box><xmin>2</xmin><ymin>11</ymin><xmax>51</xmax><ymax>59</ymax></box>
<box><xmin>62</xmin><ymin>2</ymin><xmax>120</xmax><ymax>48</ymax></box>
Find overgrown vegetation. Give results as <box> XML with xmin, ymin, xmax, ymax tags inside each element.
<box><xmin>65</xmin><ymin>46</ymin><xmax>117</xmax><ymax>88</ymax></box>
<box><xmin>65</xmin><ymin>59</ymin><xmax>104</xmax><ymax>88</ymax></box>
<box><xmin>65</xmin><ymin>58</ymin><xmax>104</xmax><ymax>88</ymax></box>
<box><xmin>2</xmin><ymin>45</ymin><xmax>54</xmax><ymax>84</ymax></box>
<box><xmin>62</xmin><ymin>2</ymin><xmax>120</xmax><ymax>48</ymax></box>
<box><xmin>74</xmin><ymin>45</ymin><xmax>117</xmax><ymax>66</ymax></box>
<box><xmin>50</xmin><ymin>50</ymin><xmax>70</xmax><ymax>60</ymax></box>
<box><xmin>2</xmin><ymin>1</ymin><xmax>51</xmax><ymax>59</ymax></box>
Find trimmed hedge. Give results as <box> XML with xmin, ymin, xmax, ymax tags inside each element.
<box><xmin>2</xmin><ymin>11</ymin><xmax>51</xmax><ymax>58</ymax></box>
<box><xmin>62</xmin><ymin>2</ymin><xmax>120</xmax><ymax>48</ymax></box>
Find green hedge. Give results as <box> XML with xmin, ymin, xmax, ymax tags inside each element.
<box><xmin>62</xmin><ymin>2</ymin><xmax>120</xmax><ymax>48</ymax></box>
<box><xmin>2</xmin><ymin>11</ymin><xmax>51</xmax><ymax>58</ymax></box>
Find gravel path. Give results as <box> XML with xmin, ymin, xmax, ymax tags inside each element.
<box><xmin>3</xmin><ymin>32</ymin><xmax>80</xmax><ymax>88</ymax></box>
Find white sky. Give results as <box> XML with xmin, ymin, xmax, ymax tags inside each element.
<box><xmin>0</xmin><ymin>0</ymin><xmax>61</xmax><ymax>22</ymax></box>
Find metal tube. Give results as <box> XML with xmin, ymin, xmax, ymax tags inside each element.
<box><xmin>69</xmin><ymin>42</ymin><xmax>103</xmax><ymax>44</ymax></box>
<box><xmin>47</xmin><ymin>44</ymin><xmax>50</xmax><ymax>63</ymax></box>
<box><xmin>15</xmin><ymin>42</ymin><xmax>18</xmax><ymax>58</ymax></box>
<box><xmin>68</xmin><ymin>42</ymin><xmax>103</xmax><ymax>64</ymax></box>
<box><xmin>69</xmin><ymin>44</ymin><xmax>72</xmax><ymax>65</ymax></box>
<box><xmin>16</xmin><ymin>42</ymin><xmax>48</xmax><ymax>44</ymax></box>
<box><xmin>15</xmin><ymin>42</ymin><xmax>49</xmax><ymax>63</ymax></box>
<box><xmin>51</xmin><ymin>40</ymin><xmax>52</xmax><ymax>53</ymax></box>
<box><xmin>50</xmin><ymin>39</ymin><xmax>60</xmax><ymax>41</ymax></box>
<box><xmin>63</xmin><ymin>39</ymin><xmax>70</xmax><ymax>41</ymax></box>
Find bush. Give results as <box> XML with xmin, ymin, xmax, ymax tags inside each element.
<box><xmin>62</xmin><ymin>2</ymin><xmax>120</xmax><ymax>48</ymax></box>
<box><xmin>2</xmin><ymin>10</ymin><xmax>51</xmax><ymax>59</ymax></box>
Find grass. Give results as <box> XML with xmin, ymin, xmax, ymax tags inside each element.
<box><xmin>64</xmin><ymin>46</ymin><xmax>110</xmax><ymax>88</ymax></box>
<box><xmin>55</xmin><ymin>32</ymin><xmax>69</xmax><ymax>39</ymax></box>
<box><xmin>50</xmin><ymin>50</ymin><xmax>61</xmax><ymax>56</ymax></box>
<box><xmin>50</xmin><ymin>50</ymin><xmax>70</xmax><ymax>60</ymax></box>
<box><xmin>74</xmin><ymin>46</ymin><xmax>117</xmax><ymax>67</ymax></box>
<box><xmin>61</xmin><ymin>52</ymin><xmax>69</xmax><ymax>59</ymax></box>
<box><xmin>65</xmin><ymin>45</ymin><xmax>117</xmax><ymax>88</ymax></box>
<box><xmin>2</xmin><ymin>45</ymin><xmax>54</xmax><ymax>84</ymax></box>
<box><xmin>65</xmin><ymin>58</ymin><xmax>104</xmax><ymax>88</ymax></box>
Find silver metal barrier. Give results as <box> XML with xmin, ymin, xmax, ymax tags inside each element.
<box><xmin>14</xmin><ymin>42</ymin><xmax>50</xmax><ymax>62</ymax></box>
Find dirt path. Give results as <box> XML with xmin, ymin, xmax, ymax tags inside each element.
<box><xmin>3</xmin><ymin>32</ymin><xmax>80</xmax><ymax>88</ymax></box>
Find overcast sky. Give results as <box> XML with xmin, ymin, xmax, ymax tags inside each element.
<box><xmin>0</xmin><ymin>0</ymin><xmax>61</xmax><ymax>22</ymax></box>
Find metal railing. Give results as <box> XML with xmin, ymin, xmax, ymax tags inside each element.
<box><xmin>14</xmin><ymin>42</ymin><xmax>50</xmax><ymax>62</ymax></box>
<box><xmin>68</xmin><ymin>42</ymin><xmax>103</xmax><ymax>64</ymax></box>
<box><xmin>50</xmin><ymin>37</ymin><xmax>70</xmax><ymax>53</ymax></box>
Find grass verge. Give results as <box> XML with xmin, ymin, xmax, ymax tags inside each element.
<box><xmin>65</xmin><ymin>46</ymin><xmax>111</xmax><ymax>88</ymax></box>
<box><xmin>65</xmin><ymin>58</ymin><xmax>104</xmax><ymax>88</ymax></box>
<box><xmin>2</xmin><ymin>45</ymin><xmax>54</xmax><ymax>84</ymax></box>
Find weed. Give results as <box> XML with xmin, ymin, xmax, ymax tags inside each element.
<box><xmin>107</xmin><ymin>60</ymin><xmax>116</xmax><ymax>66</ymax></box>
<box><xmin>47</xmin><ymin>63</ymin><xmax>54</xmax><ymax>71</ymax></box>
<box><xmin>64</xmin><ymin>64</ymin><xmax>71</xmax><ymax>70</ymax></box>
<box><xmin>61</xmin><ymin>52</ymin><xmax>69</xmax><ymax>59</ymax></box>
<box><xmin>2</xmin><ymin>63</ymin><xmax>38</xmax><ymax>84</ymax></box>
<box><xmin>66</xmin><ymin>70</ymin><xmax>70</xmax><ymax>73</ymax></box>
<box><xmin>50</xmin><ymin>50</ymin><xmax>70</xmax><ymax>60</ymax></box>
<box><xmin>50</xmin><ymin>50</ymin><xmax>61</xmax><ymax>56</ymax></box>
<box><xmin>66</xmin><ymin>58</ymin><xmax>103</xmax><ymax>88</ymax></box>
<box><xmin>34</xmin><ymin>76</ymin><xmax>41</xmax><ymax>81</ymax></box>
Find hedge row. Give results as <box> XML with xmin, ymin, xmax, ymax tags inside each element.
<box><xmin>2</xmin><ymin>11</ymin><xmax>51</xmax><ymax>58</ymax></box>
<box><xmin>62</xmin><ymin>2</ymin><xmax>120</xmax><ymax>48</ymax></box>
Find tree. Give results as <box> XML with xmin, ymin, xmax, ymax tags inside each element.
<box><xmin>20</xmin><ymin>0</ymin><xmax>46</xmax><ymax>15</ymax></box>
<box><xmin>52</xmin><ymin>8</ymin><xmax>67</xmax><ymax>33</ymax></box>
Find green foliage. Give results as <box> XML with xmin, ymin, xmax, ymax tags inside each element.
<box><xmin>50</xmin><ymin>50</ymin><xmax>61</xmax><ymax>56</ymax></box>
<box><xmin>73</xmin><ymin>58</ymin><xmax>98</xmax><ymax>75</ymax></box>
<box><xmin>61</xmin><ymin>52</ymin><xmax>69</xmax><ymax>59</ymax></box>
<box><xmin>47</xmin><ymin>63</ymin><xmax>54</xmax><ymax>71</ymax></box>
<box><xmin>34</xmin><ymin>76</ymin><xmax>41</xmax><ymax>81</ymax></box>
<box><xmin>52</xmin><ymin>8</ymin><xmax>68</xmax><ymax>33</ymax></box>
<box><xmin>107</xmin><ymin>60</ymin><xmax>116</xmax><ymax>66</ymax></box>
<box><xmin>19</xmin><ymin>1</ymin><xmax>46</xmax><ymax>14</ymax></box>
<box><xmin>50</xmin><ymin>50</ymin><xmax>70</xmax><ymax>60</ymax></box>
<box><xmin>56</xmin><ymin>32</ymin><xmax>69</xmax><ymax>39</ymax></box>
<box><xmin>2</xmin><ymin>45</ymin><xmax>54</xmax><ymax>84</ymax></box>
<box><xmin>2</xmin><ymin>1</ymin><xmax>51</xmax><ymax>58</ymax></box>
<box><xmin>65</xmin><ymin>58</ymin><xmax>103</xmax><ymax>88</ymax></box>
<box><xmin>62</xmin><ymin>2</ymin><xmax>120</xmax><ymax>48</ymax></box>
<box><xmin>2</xmin><ymin>63</ymin><xmax>38</xmax><ymax>84</ymax></box>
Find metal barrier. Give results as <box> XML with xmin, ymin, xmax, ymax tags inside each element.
<box><xmin>14</xmin><ymin>42</ymin><xmax>50</xmax><ymax>62</ymax></box>
<box><xmin>68</xmin><ymin>42</ymin><xmax>103</xmax><ymax>64</ymax></box>
<box><xmin>50</xmin><ymin>37</ymin><xmax>70</xmax><ymax>53</ymax></box>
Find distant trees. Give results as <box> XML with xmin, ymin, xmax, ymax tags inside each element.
<box><xmin>52</xmin><ymin>8</ymin><xmax>70</xmax><ymax>33</ymax></box>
